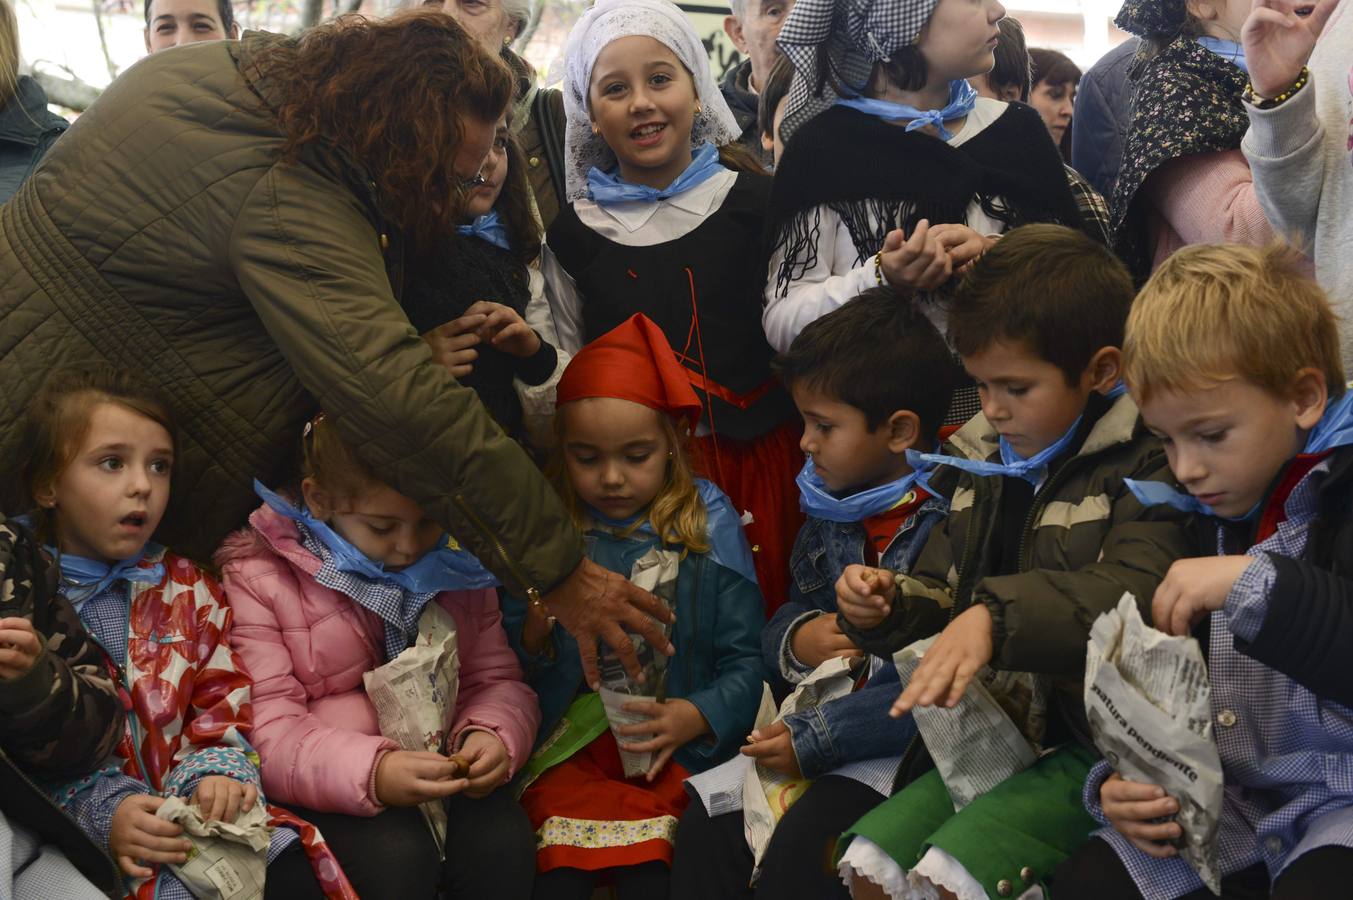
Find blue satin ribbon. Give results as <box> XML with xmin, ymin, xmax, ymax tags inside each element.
<box><xmin>834</xmin><ymin>79</ymin><xmax>979</xmax><ymax>141</ymax></box>
<box><xmin>586</xmin><ymin>142</ymin><xmax>726</xmax><ymax>206</ymax></box>
<box><xmin>49</xmin><ymin>546</ymin><xmax>165</xmax><ymax>610</ymax></box>
<box><xmin>253</xmin><ymin>480</ymin><xmax>498</xmax><ymax>594</ymax></box>
<box><xmin>796</xmin><ymin>457</ymin><xmax>935</xmax><ymax>524</ymax></box>
<box><xmin>1127</xmin><ymin>387</ymin><xmax>1353</xmax><ymax>519</ymax></box>
<box><xmin>587</xmin><ymin>479</ymin><xmax>758</xmax><ymax>586</ymax></box>
<box><xmin>457</xmin><ymin>211</ymin><xmax>512</xmax><ymax>251</ymax></box>
<box><xmin>1196</xmin><ymin>36</ymin><xmax>1247</xmax><ymax>73</ymax></box>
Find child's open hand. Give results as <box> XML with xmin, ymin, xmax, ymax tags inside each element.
<box><xmin>790</xmin><ymin>613</ymin><xmax>864</xmax><ymax>669</ymax></box>
<box><xmin>374</xmin><ymin>750</ymin><xmax>470</xmax><ymax>807</ymax></box>
<box><xmin>1101</xmin><ymin>773</ymin><xmax>1181</xmax><ymax>858</ymax></box>
<box><xmin>891</xmin><ymin>604</ymin><xmax>993</xmax><ymax>717</ymax></box>
<box><xmin>189</xmin><ymin>775</ymin><xmax>257</xmax><ymax>824</ymax></box>
<box><xmin>739</xmin><ymin>719</ymin><xmax>801</xmax><ymax>778</ymax></box>
<box><xmin>0</xmin><ymin>618</ymin><xmax>42</xmax><ymax>680</ymax></box>
<box><xmin>617</xmin><ymin>698</ymin><xmax>709</xmax><ymax>783</ymax></box>
<box><xmin>1151</xmin><ymin>556</ymin><xmax>1254</xmax><ymax>636</ymax></box>
<box><xmin>878</xmin><ymin>221</ymin><xmax>953</xmax><ymax>292</ymax></box>
<box><xmin>462</xmin><ymin>300</ymin><xmax>542</xmax><ymax>359</ymax></box>
<box><xmin>110</xmin><ymin>794</ymin><xmax>190</xmax><ymax>879</ymax></box>
<box><xmin>458</xmin><ymin>730</ymin><xmax>512</xmax><ymax>798</ymax></box>
<box><xmin>835</xmin><ymin>565</ymin><xmax>896</xmax><ymax>630</ymax></box>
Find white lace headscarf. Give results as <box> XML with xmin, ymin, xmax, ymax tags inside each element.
<box><xmin>559</xmin><ymin>0</ymin><xmax>741</xmax><ymax>201</ymax></box>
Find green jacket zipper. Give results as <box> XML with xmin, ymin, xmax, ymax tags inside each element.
<box><xmin>453</xmin><ymin>494</ymin><xmax>542</xmax><ymax>603</ymax></box>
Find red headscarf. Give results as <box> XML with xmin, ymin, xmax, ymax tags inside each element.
<box><xmin>556</xmin><ymin>314</ymin><xmax>701</xmax><ymax>429</ymax></box>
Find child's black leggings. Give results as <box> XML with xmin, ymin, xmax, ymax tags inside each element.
<box><xmin>1053</xmin><ymin>834</ymin><xmax>1353</xmax><ymax>899</ymax></box>
<box><xmin>532</xmin><ymin>861</ymin><xmax>670</xmax><ymax>900</ymax></box>
<box><xmin>279</xmin><ymin>788</ymin><xmax>535</xmax><ymax>900</ymax></box>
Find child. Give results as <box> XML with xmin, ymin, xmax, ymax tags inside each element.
<box><xmin>1110</xmin><ymin>0</ymin><xmax>1275</xmax><ymax>278</ymax></box>
<box><xmin>403</xmin><ymin>108</ymin><xmax>564</xmax><ymax>448</ymax></box>
<box><xmin>763</xmin><ymin>0</ymin><xmax>1097</xmax><ymax>427</ymax></box>
<box><xmin>1</xmin><ymin>512</ymin><xmax>125</xmax><ymax>899</ymax></box>
<box><xmin>832</xmin><ymin>225</ymin><xmax>1193</xmax><ymax>900</ymax></box>
<box><xmin>503</xmin><ymin>313</ymin><xmax>764</xmax><ymax>899</ymax></box>
<box><xmin>671</xmin><ymin>289</ymin><xmax>963</xmax><ymax>900</ymax></box>
<box><xmin>1054</xmin><ymin>244</ymin><xmax>1353</xmax><ymax>899</ymax></box>
<box><xmin>757</xmin><ymin>53</ymin><xmax>795</xmax><ymax>168</ymax></box>
<box><xmin>214</xmin><ymin>414</ymin><xmax>540</xmax><ymax>900</ymax></box>
<box><xmin>15</xmin><ymin>365</ymin><xmax>344</xmax><ymax>900</ymax></box>
<box><xmin>542</xmin><ymin>0</ymin><xmax>802</xmax><ymax>613</ymax></box>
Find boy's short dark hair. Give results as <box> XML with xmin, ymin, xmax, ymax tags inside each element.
<box><xmin>774</xmin><ymin>287</ymin><xmax>961</xmax><ymax>440</ymax></box>
<box><xmin>758</xmin><ymin>53</ymin><xmax>794</xmax><ymax>141</ymax></box>
<box><xmin>947</xmin><ymin>224</ymin><xmax>1133</xmax><ymax>386</ymax></box>
<box><xmin>990</xmin><ymin>17</ymin><xmax>1032</xmax><ymax>102</ymax></box>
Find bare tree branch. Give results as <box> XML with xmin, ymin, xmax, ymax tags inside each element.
<box><xmin>30</xmin><ymin>69</ymin><xmax>102</xmax><ymax>111</ymax></box>
<box><xmin>89</xmin><ymin>0</ymin><xmax>121</xmax><ymax>82</ymax></box>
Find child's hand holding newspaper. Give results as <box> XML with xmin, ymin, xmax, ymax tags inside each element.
<box><xmin>1101</xmin><ymin>773</ymin><xmax>1184</xmax><ymax>858</ymax></box>
<box><xmin>616</xmin><ymin>697</ymin><xmax>708</xmax><ymax>782</ymax></box>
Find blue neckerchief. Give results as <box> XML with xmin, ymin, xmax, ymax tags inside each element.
<box><xmin>796</xmin><ymin>456</ymin><xmax>935</xmax><ymax>524</ymax></box>
<box><xmin>253</xmin><ymin>480</ymin><xmax>498</xmax><ymax>593</ymax></box>
<box><xmin>46</xmin><ymin>544</ymin><xmax>164</xmax><ymax>611</ymax></box>
<box><xmin>586</xmin><ymin>143</ymin><xmax>726</xmax><ymax>206</ymax></box>
<box><xmin>585</xmin><ymin>479</ymin><xmax>758</xmax><ymax>586</ymax></box>
<box><xmin>1196</xmin><ymin>36</ymin><xmax>1247</xmax><ymax>73</ymax></box>
<box><xmin>457</xmin><ymin>210</ymin><xmax>512</xmax><ymax>251</ymax></box>
<box><xmin>907</xmin><ymin>384</ymin><xmax>1127</xmax><ymax>486</ymax></box>
<box><xmin>1125</xmin><ymin>388</ymin><xmax>1353</xmax><ymax>520</ymax></box>
<box><xmin>834</xmin><ymin>79</ymin><xmax>979</xmax><ymax>141</ymax></box>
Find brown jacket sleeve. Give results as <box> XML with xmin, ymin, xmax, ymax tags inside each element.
<box><xmin>0</xmin><ymin>519</ymin><xmax>125</xmax><ymax>780</ymax></box>
<box><xmin>227</xmin><ymin>162</ymin><xmax>583</xmax><ymax>596</ymax></box>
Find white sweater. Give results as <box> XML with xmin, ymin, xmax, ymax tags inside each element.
<box><xmin>1242</xmin><ymin>1</ymin><xmax>1353</xmax><ymax>366</ymax></box>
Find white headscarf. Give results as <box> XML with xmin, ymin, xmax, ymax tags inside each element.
<box><xmin>559</xmin><ymin>0</ymin><xmax>741</xmax><ymax>201</ymax></box>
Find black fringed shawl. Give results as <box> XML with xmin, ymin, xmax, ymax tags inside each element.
<box><xmin>767</xmin><ymin>102</ymin><xmax>1088</xmax><ymax>299</ymax></box>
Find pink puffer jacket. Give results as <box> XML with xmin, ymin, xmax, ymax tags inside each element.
<box><xmin>215</xmin><ymin>502</ymin><xmax>540</xmax><ymax>816</ymax></box>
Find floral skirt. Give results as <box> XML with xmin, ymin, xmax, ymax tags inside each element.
<box><xmin>520</xmin><ymin>730</ymin><xmax>691</xmax><ymax>872</ymax></box>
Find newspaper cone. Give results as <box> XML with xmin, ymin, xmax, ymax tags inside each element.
<box><xmin>157</xmin><ymin>795</ymin><xmax>272</xmax><ymax>900</ymax></box>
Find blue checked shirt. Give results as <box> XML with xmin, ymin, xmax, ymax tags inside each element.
<box><xmin>1085</xmin><ymin>455</ymin><xmax>1353</xmax><ymax>898</ymax></box>
<box><xmin>299</xmin><ymin>522</ymin><xmax>437</xmax><ymax>662</ymax></box>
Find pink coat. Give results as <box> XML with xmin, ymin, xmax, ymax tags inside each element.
<box><xmin>215</xmin><ymin>502</ymin><xmax>540</xmax><ymax>816</ymax></box>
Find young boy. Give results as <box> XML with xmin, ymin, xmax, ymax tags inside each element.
<box><xmin>1054</xmin><ymin>244</ymin><xmax>1353</xmax><ymax>899</ymax></box>
<box><xmin>671</xmin><ymin>288</ymin><xmax>963</xmax><ymax>900</ymax></box>
<box><xmin>835</xmin><ymin>224</ymin><xmax>1194</xmax><ymax>900</ymax></box>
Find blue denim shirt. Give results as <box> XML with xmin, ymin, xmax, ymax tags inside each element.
<box><xmin>765</xmin><ymin>494</ymin><xmax>947</xmax><ymax>778</ymax></box>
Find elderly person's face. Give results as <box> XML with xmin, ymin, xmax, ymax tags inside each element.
<box><xmin>425</xmin><ymin>0</ymin><xmax>520</xmax><ymax>55</ymax></box>
<box><xmin>144</xmin><ymin>0</ymin><xmax>237</xmax><ymax>54</ymax></box>
<box><xmin>723</xmin><ymin>0</ymin><xmax>794</xmax><ymax>92</ymax></box>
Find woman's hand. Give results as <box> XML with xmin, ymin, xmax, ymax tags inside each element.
<box><xmin>544</xmin><ymin>559</ymin><xmax>675</xmax><ymax>689</ymax></box>
<box><xmin>424</xmin><ymin>314</ymin><xmax>486</xmax><ymax>379</ymax></box>
<box><xmin>1102</xmin><ymin>773</ymin><xmax>1182</xmax><ymax>858</ymax></box>
<box><xmin>462</xmin><ymin>300</ymin><xmax>542</xmax><ymax>359</ymax></box>
<box><xmin>616</xmin><ymin>698</ymin><xmax>709</xmax><ymax>782</ymax></box>
<box><xmin>374</xmin><ymin>750</ymin><xmax>469</xmax><ymax>807</ymax></box>
<box><xmin>1243</xmin><ymin>0</ymin><xmax>1339</xmax><ymax>98</ymax></box>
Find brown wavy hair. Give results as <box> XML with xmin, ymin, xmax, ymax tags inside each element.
<box><xmin>252</xmin><ymin>9</ymin><xmax>515</xmax><ymax>251</ymax></box>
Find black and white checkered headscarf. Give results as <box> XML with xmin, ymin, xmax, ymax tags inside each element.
<box><xmin>777</xmin><ymin>0</ymin><xmax>941</xmax><ymax>142</ymax></box>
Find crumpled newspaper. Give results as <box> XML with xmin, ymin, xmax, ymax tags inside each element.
<box><xmin>597</xmin><ymin>547</ymin><xmax>678</xmax><ymax>778</ymax></box>
<box><xmin>744</xmin><ymin>655</ymin><xmax>864</xmax><ymax>879</ymax></box>
<box><xmin>1085</xmin><ymin>594</ymin><xmax>1224</xmax><ymax>894</ymax></box>
<box><xmin>363</xmin><ymin>601</ymin><xmax>461</xmax><ymax>852</ymax></box>
<box><xmin>156</xmin><ymin>795</ymin><xmax>272</xmax><ymax>900</ymax></box>
<box><xmin>894</xmin><ymin>635</ymin><xmax>1048</xmax><ymax>811</ymax></box>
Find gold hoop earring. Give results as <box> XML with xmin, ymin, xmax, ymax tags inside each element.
<box><xmin>503</xmin><ymin>35</ymin><xmax>512</xmax><ymax>46</ymax></box>
<box><xmin>694</xmin><ymin>102</ymin><xmax>702</xmax><ymax>116</ymax></box>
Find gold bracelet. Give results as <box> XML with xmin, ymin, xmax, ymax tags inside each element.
<box><xmin>1244</xmin><ymin>66</ymin><xmax>1310</xmax><ymax>110</ymax></box>
<box><xmin>874</xmin><ymin>250</ymin><xmax>886</xmax><ymax>286</ymax></box>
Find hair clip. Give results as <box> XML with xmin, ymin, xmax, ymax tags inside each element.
<box><xmin>302</xmin><ymin>411</ymin><xmax>328</xmax><ymax>439</ymax></box>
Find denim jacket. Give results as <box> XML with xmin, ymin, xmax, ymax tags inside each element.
<box><xmin>503</xmin><ymin>522</ymin><xmax>766</xmax><ymax>775</ymax></box>
<box><xmin>765</xmin><ymin>493</ymin><xmax>948</xmax><ymax>778</ymax></box>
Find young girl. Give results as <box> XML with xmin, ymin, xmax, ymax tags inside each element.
<box><xmin>214</xmin><ymin>414</ymin><xmax>539</xmax><ymax>900</ymax></box>
<box><xmin>16</xmin><ymin>365</ymin><xmax>346</xmax><ymax>900</ymax></box>
<box><xmin>542</xmin><ymin>0</ymin><xmax>802</xmax><ymax>612</ymax></box>
<box><xmin>503</xmin><ymin>313</ymin><xmax>765</xmax><ymax>900</ymax></box>
<box><xmin>764</xmin><ymin>0</ymin><xmax>1090</xmax><ymax>424</ymax></box>
<box><xmin>1109</xmin><ymin>0</ymin><xmax>1276</xmax><ymax>278</ymax></box>
<box><xmin>403</xmin><ymin>108</ymin><xmax>564</xmax><ymax>448</ymax></box>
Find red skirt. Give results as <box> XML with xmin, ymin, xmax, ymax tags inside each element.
<box><xmin>520</xmin><ymin>730</ymin><xmax>691</xmax><ymax>872</ymax></box>
<box><xmin>693</xmin><ymin>419</ymin><xmax>804</xmax><ymax>615</ymax></box>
